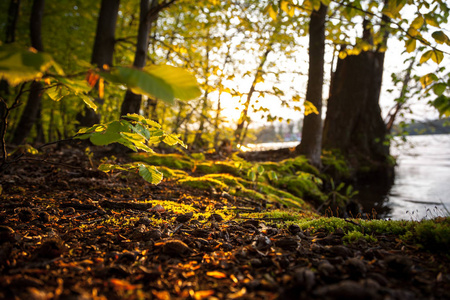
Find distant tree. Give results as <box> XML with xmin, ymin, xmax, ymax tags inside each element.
<box><xmin>295</xmin><ymin>3</ymin><xmax>328</xmax><ymax>168</ymax></box>
<box><xmin>78</xmin><ymin>0</ymin><xmax>120</xmax><ymax>127</ymax></box>
<box><xmin>11</xmin><ymin>0</ymin><xmax>45</xmax><ymax>145</ymax></box>
<box><xmin>121</xmin><ymin>0</ymin><xmax>176</xmax><ymax>116</ymax></box>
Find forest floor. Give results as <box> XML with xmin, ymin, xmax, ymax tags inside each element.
<box><xmin>0</xmin><ymin>145</ymin><xmax>449</xmax><ymax>300</ymax></box>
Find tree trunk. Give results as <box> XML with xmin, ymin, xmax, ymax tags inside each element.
<box><xmin>296</xmin><ymin>4</ymin><xmax>328</xmax><ymax>168</ymax></box>
<box><xmin>79</xmin><ymin>0</ymin><xmax>120</xmax><ymax>127</ymax></box>
<box><xmin>322</xmin><ymin>19</ymin><xmax>391</xmax><ymax>179</ymax></box>
<box><xmin>11</xmin><ymin>0</ymin><xmax>45</xmax><ymax>145</ymax></box>
<box><xmin>121</xmin><ymin>0</ymin><xmax>159</xmax><ymax>116</ymax></box>
<box><xmin>234</xmin><ymin>47</ymin><xmax>272</xmax><ymax>146</ymax></box>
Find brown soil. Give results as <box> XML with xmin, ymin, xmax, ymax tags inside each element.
<box><xmin>0</xmin><ymin>146</ymin><xmax>449</xmax><ymax>299</ymax></box>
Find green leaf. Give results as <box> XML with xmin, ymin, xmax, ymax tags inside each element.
<box><xmin>123</xmin><ymin>113</ymin><xmax>161</xmax><ymax>128</ymax></box>
<box><xmin>268</xmin><ymin>170</ymin><xmax>278</xmax><ymax>181</ymax></box>
<box><xmin>144</xmin><ymin>65</ymin><xmax>201</xmax><ymax>101</ymax></box>
<box><xmin>0</xmin><ymin>46</ymin><xmax>54</xmax><ymax>86</ymax></box>
<box><xmin>101</xmin><ymin>66</ymin><xmax>175</xmax><ymax>104</ymax></box>
<box><xmin>257</xmin><ymin>165</ymin><xmax>265</xmax><ymax>175</ymax></box>
<box><xmin>248</xmin><ymin>169</ymin><xmax>256</xmax><ymax>182</ymax></box>
<box><xmin>431</xmin><ymin>95</ymin><xmax>450</xmax><ymax>117</ymax></box>
<box><xmin>138</xmin><ymin>164</ymin><xmax>163</xmax><ymax>184</ymax></box>
<box><xmin>420</xmin><ymin>73</ymin><xmax>438</xmax><ymax>88</ymax></box>
<box><xmin>89</xmin><ymin>121</ymin><xmax>130</xmax><ymax>146</ymax></box>
<box><xmin>78</xmin><ymin>93</ymin><xmax>98</xmax><ymax>111</ymax></box>
<box><xmin>424</xmin><ymin>14</ymin><xmax>440</xmax><ymax>27</ymax></box>
<box><xmin>432</xmin><ymin>31</ymin><xmax>449</xmax><ymax>45</ymax></box>
<box><xmin>163</xmin><ymin>133</ymin><xmax>186</xmax><ymax>148</ymax></box>
<box><xmin>47</xmin><ymin>85</ymin><xmax>70</xmax><ymax>101</ymax></box>
<box><xmin>432</xmin><ymin>83</ymin><xmax>447</xmax><ymax>96</ymax></box>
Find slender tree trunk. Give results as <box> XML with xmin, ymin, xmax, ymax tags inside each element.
<box><xmin>192</xmin><ymin>44</ymin><xmax>210</xmax><ymax>149</ymax></box>
<box><xmin>0</xmin><ymin>0</ymin><xmax>21</xmax><ymax>141</ymax></box>
<box><xmin>234</xmin><ymin>47</ymin><xmax>272</xmax><ymax>146</ymax></box>
<box><xmin>79</xmin><ymin>0</ymin><xmax>120</xmax><ymax>127</ymax></box>
<box><xmin>11</xmin><ymin>0</ymin><xmax>45</xmax><ymax>145</ymax></box>
<box><xmin>296</xmin><ymin>4</ymin><xmax>328</xmax><ymax>168</ymax></box>
<box><xmin>121</xmin><ymin>0</ymin><xmax>159</xmax><ymax>116</ymax></box>
<box><xmin>385</xmin><ymin>56</ymin><xmax>415</xmax><ymax>132</ymax></box>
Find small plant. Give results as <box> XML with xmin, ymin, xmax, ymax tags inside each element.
<box><xmin>75</xmin><ymin>113</ymin><xmax>186</xmax><ymax>184</ymax></box>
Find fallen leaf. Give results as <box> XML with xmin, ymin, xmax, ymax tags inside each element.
<box><xmin>206</xmin><ymin>271</ymin><xmax>227</xmax><ymax>279</ymax></box>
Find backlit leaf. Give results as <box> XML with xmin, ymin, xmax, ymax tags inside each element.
<box><xmin>267</xmin><ymin>4</ymin><xmax>277</xmax><ymax>21</ymax></box>
<box><xmin>419</xmin><ymin>50</ymin><xmax>433</xmax><ymax>64</ymax></box>
<box><xmin>405</xmin><ymin>38</ymin><xmax>416</xmax><ymax>53</ymax></box>
<box><xmin>138</xmin><ymin>164</ymin><xmax>163</xmax><ymax>184</ymax></box>
<box><xmin>0</xmin><ymin>46</ymin><xmax>54</xmax><ymax>86</ymax></box>
<box><xmin>78</xmin><ymin>93</ymin><xmax>98</xmax><ymax>111</ymax></box>
<box><xmin>424</xmin><ymin>14</ymin><xmax>439</xmax><ymax>27</ymax></box>
<box><xmin>145</xmin><ymin>65</ymin><xmax>201</xmax><ymax>101</ymax></box>
<box><xmin>101</xmin><ymin>66</ymin><xmax>175</xmax><ymax>104</ymax></box>
<box><xmin>431</xmin><ymin>95</ymin><xmax>450</xmax><ymax>117</ymax></box>
<box><xmin>304</xmin><ymin>100</ymin><xmax>319</xmax><ymax>115</ymax></box>
<box><xmin>430</xmin><ymin>50</ymin><xmax>444</xmax><ymax>64</ymax></box>
<box><xmin>432</xmin><ymin>83</ymin><xmax>447</xmax><ymax>96</ymax></box>
<box><xmin>410</xmin><ymin>15</ymin><xmax>424</xmax><ymax>29</ymax></box>
<box><xmin>432</xmin><ymin>31</ymin><xmax>449</xmax><ymax>45</ymax></box>
<box><xmin>206</xmin><ymin>271</ymin><xmax>227</xmax><ymax>279</ymax></box>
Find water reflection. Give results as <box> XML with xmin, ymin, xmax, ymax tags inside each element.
<box><xmin>360</xmin><ymin>134</ymin><xmax>450</xmax><ymax>220</ymax></box>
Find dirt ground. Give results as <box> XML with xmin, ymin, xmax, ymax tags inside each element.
<box><xmin>0</xmin><ymin>145</ymin><xmax>449</xmax><ymax>299</ymax></box>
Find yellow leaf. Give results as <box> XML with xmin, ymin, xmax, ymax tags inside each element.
<box><xmin>206</xmin><ymin>271</ymin><xmax>227</xmax><ymax>279</ymax></box>
<box><xmin>267</xmin><ymin>4</ymin><xmax>277</xmax><ymax>21</ymax></box>
<box><xmin>194</xmin><ymin>290</ymin><xmax>215</xmax><ymax>300</ymax></box>
<box><xmin>98</xmin><ymin>78</ymin><xmax>104</xmax><ymax>99</ymax></box>
<box><xmin>410</xmin><ymin>15</ymin><xmax>424</xmax><ymax>29</ymax></box>
<box><xmin>338</xmin><ymin>51</ymin><xmax>347</xmax><ymax>60</ymax></box>
<box><xmin>405</xmin><ymin>38</ymin><xmax>416</xmax><ymax>53</ymax></box>
<box><xmin>152</xmin><ymin>290</ymin><xmax>171</xmax><ymax>300</ymax></box>
<box><xmin>420</xmin><ymin>50</ymin><xmax>433</xmax><ymax>64</ymax></box>
<box><xmin>430</xmin><ymin>50</ymin><xmax>444</xmax><ymax>64</ymax></box>
<box><xmin>304</xmin><ymin>100</ymin><xmax>319</xmax><ymax>116</ymax></box>
<box><xmin>424</xmin><ymin>14</ymin><xmax>440</xmax><ymax>27</ymax></box>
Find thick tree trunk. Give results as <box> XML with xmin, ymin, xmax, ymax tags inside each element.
<box><xmin>121</xmin><ymin>0</ymin><xmax>158</xmax><ymax>116</ymax></box>
<box><xmin>323</xmin><ymin>13</ymin><xmax>392</xmax><ymax>180</ymax></box>
<box><xmin>296</xmin><ymin>4</ymin><xmax>328</xmax><ymax>168</ymax></box>
<box><xmin>5</xmin><ymin>0</ymin><xmax>20</xmax><ymax>44</ymax></box>
<box><xmin>322</xmin><ymin>49</ymin><xmax>390</xmax><ymax>178</ymax></box>
<box><xmin>11</xmin><ymin>0</ymin><xmax>45</xmax><ymax>145</ymax></box>
<box><xmin>79</xmin><ymin>0</ymin><xmax>120</xmax><ymax>127</ymax></box>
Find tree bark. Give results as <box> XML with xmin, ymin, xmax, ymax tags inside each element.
<box><xmin>322</xmin><ymin>17</ymin><xmax>391</xmax><ymax>179</ymax></box>
<box><xmin>79</xmin><ymin>0</ymin><xmax>120</xmax><ymax>127</ymax></box>
<box><xmin>11</xmin><ymin>0</ymin><xmax>45</xmax><ymax>145</ymax></box>
<box><xmin>121</xmin><ymin>0</ymin><xmax>159</xmax><ymax>116</ymax></box>
<box><xmin>296</xmin><ymin>4</ymin><xmax>328</xmax><ymax>168</ymax></box>
<box><xmin>5</xmin><ymin>0</ymin><xmax>20</xmax><ymax>44</ymax></box>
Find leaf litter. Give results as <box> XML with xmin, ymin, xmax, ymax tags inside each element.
<box><xmin>0</xmin><ymin>146</ymin><xmax>449</xmax><ymax>299</ymax></box>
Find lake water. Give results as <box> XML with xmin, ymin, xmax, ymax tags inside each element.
<box><xmin>384</xmin><ymin>134</ymin><xmax>450</xmax><ymax>220</ymax></box>
<box><xmin>245</xmin><ymin>134</ymin><xmax>450</xmax><ymax>220</ymax></box>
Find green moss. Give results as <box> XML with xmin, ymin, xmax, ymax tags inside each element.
<box><xmin>157</xmin><ymin>166</ymin><xmax>188</xmax><ymax>179</ymax></box>
<box><xmin>178</xmin><ymin>175</ymin><xmax>228</xmax><ymax>190</ymax></box>
<box><xmin>321</xmin><ymin>150</ymin><xmax>351</xmax><ymax>179</ymax></box>
<box><xmin>277</xmin><ymin>173</ymin><xmax>327</xmax><ymax>203</ymax></box>
<box><xmin>131</xmin><ymin>153</ymin><xmax>193</xmax><ymax>170</ymax></box>
<box><xmin>195</xmin><ymin>161</ymin><xmax>242</xmax><ymax>176</ymax></box>
<box><xmin>203</xmin><ymin>173</ymin><xmax>243</xmax><ymax>187</ymax></box>
<box><xmin>343</xmin><ymin>230</ymin><xmax>378</xmax><ymax>244</ymax></box>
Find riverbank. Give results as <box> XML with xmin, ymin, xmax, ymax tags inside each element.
<box><xmin>0</xmin><ymin>146</ymin><xmax>449</xmax><ymax>299</ymax></box>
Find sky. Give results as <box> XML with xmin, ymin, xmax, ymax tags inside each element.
<box><xmin>212</xmin><ymin>4</ymin><xmax>450</xmax><ymax>132</ymax></box>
